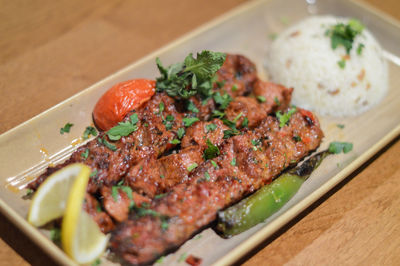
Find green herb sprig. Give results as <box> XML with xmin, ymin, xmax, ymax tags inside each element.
<box><xmin>156</xmin><ymin>51</ymin><xmax>226</xmax><ymax>99</ymax></box>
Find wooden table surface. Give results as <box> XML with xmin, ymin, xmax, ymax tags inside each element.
<box><xmin>1</xmin><ymin>0</ymin><xmax>399</xmax><ymax>265</ymax></box>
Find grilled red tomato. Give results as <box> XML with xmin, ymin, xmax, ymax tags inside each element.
<box><xmin>93</xmin><ymin>79</ymin><xmax>156</xmax><ymax>131</ymax></box>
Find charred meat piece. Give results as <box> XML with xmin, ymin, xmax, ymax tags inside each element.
<box><xmin>28</xmin><ymin>93</ymin><xmax>183</xmax><ymax>193</ymax></box>
<box><xmin>101</xmin><ymin>186</ymin><xmax>151</xmax><ymax>223</ymax></box>
<box><xmin>110</xmin><ymin>109</ymin><xmax>323</xmax><ymax>265</ymax></box>
<box><xmin>216</xmin><ymin>54</ymin><xmax>258</xmax><ymax>97</ymax></box>
<box><xmin>253</xmin><ymin>80</ymin><xmax>293</xmax><ymax>112</ymax></box>
<box><xmin>126</xmin><ymin>146</ymin><xmax>204</xmax><ymax>198</ymax></box>
<box><xmin>126</xmin><ymin>119</ymin><xmax>230</xmax><ymax>198</ymax></box>
<box><xmin>225</xmin><ymin>81</ymin><xmax>293</xmax><ymax>129</ymax></box>
<box><xmin>83</xmin><ymin>193</ymin><xmax>114</xmax><ymax>233</ymax></box>
<box><xmin>181</xmin><ymin>119</ymin><xmax>230</xmax><ymax>149</ymax></box>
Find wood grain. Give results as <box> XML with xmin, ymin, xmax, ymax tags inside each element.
<box><xmin>0</xmin><ymin>0</ymin><xmax>399</xmax><ymax>265</ymax></box>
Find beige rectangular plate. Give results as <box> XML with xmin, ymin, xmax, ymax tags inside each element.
<box><xmin>1</xmin><ymin>0</ymin><xmax>400</xmax><ymax>265</ymax></box>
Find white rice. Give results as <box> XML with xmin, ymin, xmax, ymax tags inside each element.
<box><xmin>265</xmin><ymin>15</ymin><xmax>388</xmax><ymax>117</ymax></box>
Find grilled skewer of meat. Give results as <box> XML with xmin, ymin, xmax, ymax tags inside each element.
<box><xmin>110</xmin><ymin>109</ymin><xmax>323</xmax><ymax>265</ymax></box>
<box><xmin>27</xmin><ymin>54</ymin><xmax>260</xmax><ymax>193</ymax></box>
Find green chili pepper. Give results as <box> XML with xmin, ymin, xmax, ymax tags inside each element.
<box><xmin>216</xmin><ymin>150</ymin><xmax>331</xmax><ymax>238</ymax></box>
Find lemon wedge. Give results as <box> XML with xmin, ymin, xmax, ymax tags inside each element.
<box><xmin>61</xmin><ymin>164</ymin><xmax>109</xmax><ymax>264</ymax></box>
<box><xmin>27</xmin><ymin>163</ymin><xmax>91</xmax><ymax>226</ymax></box>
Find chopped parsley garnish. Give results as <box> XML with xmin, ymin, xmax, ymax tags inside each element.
<box><xmin>230</xmin><ymin>157</ymin><xmax>237</xmax><ymax>166</ymax></box>
<box><xmin>357</xmin><ymin>43</ymin><xmax>365</xmax><ymax>55</ymax></box>
<box><xmin>211</xmin><ymin>160</ymin><xmax>219</xmax><ymax>169</ymax></box>
<box><xmin>206</xmin><ymin>123</ymin><xmax>217</xmax><ymax>132</ymax></box>
<box><xmin>50</xmin><ymin>228</ymin><xmax>61</xmax><ymax>242</ymax></box>
<box><xmin>177</xmin><ymin>127</ymin><xmax>185</xmax><ymax>139</ymax></box>
<box><xmin>107</xmin><ymin>113</ymin><xmax>139</xmax><ymax>140</ymax></box>
<box><xmin>213</xmin><ymin>92</ymin><xmax>232</xmax><ymax>110</ymax></box>
<box><xmin>154</xmin><ymin>193</ymin><xmax>167</xmax><ymax>199</ymax></box>
<box><xmin>25</xmin><ymin>188</ymin><xmax>34</xmax><ymax>196</ymax></box>
<box><xmin>204</xmin><ymin>171</ymin><xmax>211</xmax><ymax>181</ymax></box>
<box><xmin>276</xmin><ymin>107</ymin><xmax>297</xmax><ymax>128</ymax></box>
<box><xmin>159</xmin><ymin>102</ymin><xmax>165</xmax><ymax>113</ymax></box>
<box><xmin>241</xmin><ymin>117</ymin><xmax>249</xmax><ymax>128</ymax></box>
<box><xmin>169</xmin><ymin>139</ymin><xmax>181</xmax><ymax>145</ymax></box>
<box><xmin>212</xmin><ymin>109</ymin><xmax>226</xmax><ymax>119</ymax></box>
<box><xmin>231</xmin><ymin>84</ymin><xmax>238</xmax><ymax>92</ymax></box>
<box><xmin>251</xmin><ymin>139</ymin><xmax>262</xmax><ymax>150</ymax></box>
<box><xmin>325</xmin><ymin>18</ymin><xmax>364</xmax><ymax>55</ymax></box>
<box><xmin>165</xmin><ymin>115</ymin><xmax>175</xmax><ymax>122</ymax></box>
<box><xmin>82</xmin><ymin>126</ymin><xmax>98</xmax><ymax>140</ymax></box>
<box><xmin>91</xmin><ymin>258</ymin><xmax>101</xmax><ymax>266</ymax></box>
<box><xmin>183</xmin><ymin>117</ymin><xmax>200</xmax><ymax>127</ymax></box>
<box><xmin>90</xmin><ymin>169</ymin><xmax>98</xmax><ymax>178</ymax></box>
<box><xmin>156</xmin><ymin>51</ymin><xmax>226</xmax><ymax>99</ymax></box>
<box><xmin>274</xmin><ymin>96</ymin><xmax>280</xmax><ymax>106</ymax></box>
<box><xmin>203</xmin><ymin>139</ymin><xmax>220</xmax><ymax>160</ymax></box>
<box><xmin>97</xmin><ymin>137</ymin><xmax>117</xmax><ymax>151</ymax></box>
<box><xmin>268</xmin><ymin>33</ymin><xmax>278</xmax><ymax>40</ymax></box>
<box><xmin>187</xmin><ymin>163</ymin><xmax>198</xmax><ymax>172</ymax></box>
<box><xmin>81</xmin><ymin>148</ymin><xmax>89</xmax><ymax>159</ymax></box>
<box><xmin>338</xmin><ymin>59</ymin><xmax>346</xmax><ymax>69</ymax></box>
<box><xmin>178</xmin><ymin>253</ymin><xmax>188</xmax><ymax>263</ymax></box>
<box><xmin>111</xmin><ymin>184</ymin><xmax>135</xmax><ymax>208</ymax></box>
<box><xmin>223</xmin><ymin>129</ymin><xmax>240</xmax><ymax>139</ymax></box>
<box><xmin>256</xmin><ymin>95</ymin><xmax>266</xmax><ymax>103</ymax></box>
<box><xmin>155</xmin><ymin>256</ymin><xmax>165</xmax><ymax>264</ymax></box>
<box><xmin>60</xmin><ymin>123</ymin><xmax>73</xmax><ymax>134</ymax></box>
<box><xmin>337</xmin><ymin>124</ymin><xmax>345</xmax><ymax>129</ymax></box>
<box><xmin>293</xmin><ymin>135</ymin><xmax>302</xmax><ymax>142</ymax></box>
<box><xmin>216</xmin><ymin>80</ymin><xmax>226</xmax><ymax>88</ymax></box>
<box><xmin>328</xmin><ymin>141</ymin><xmax>353</xmax><ymax>154</ymax></box>
<box><xmin>186</xmin><ymin>100</ymin><xmax>199</xmax><ymax>113</ymax></box>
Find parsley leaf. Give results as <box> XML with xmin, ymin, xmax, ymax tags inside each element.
<box><xmin>187</xmin><ymin>163</ymin><xmax>198</xmax><ymax>172</ymax></box>
<box><xmin>156</xmin><ymin>51</ymin><xmax>226</xmax><ymax>99</ymax></box>
<box><xmin>328</xmin><ymin>141</ymin><xmax>353</xmax><ymax>154</ymax></box>
<box><xmin>60</xmin><ymin>123</ymin><xmax>73</xmax><ymax>134</ymax></box>
<box><xmin>223</xmin><ymin>129</ymin><xmax>240</xmax><ymax>139</ymax></box>
<box><xmin>213</xmin><ymin>92</ymin><xmax>232</xmax><ymax>110</ymax></box>
<box><xmin>203</xmin><ymin>139</ymin><xmax>220</xmax><ymax>160</ymax></box>
<box><xmin>357</xmin><ymin>43</ymin><xmax>365</xmax><ymax>55</ymax></box>
<box><xmin>82</xmin><ymin>126</ymin><xmax>98</xmax><ymax>140</ymax></box>
<box><xmin>276</xmin><ymin>107</ymin><xmax>297</xmax><ymax>128</ymax></box>
<box><xmin>186</xmin><ymin>100</ymin><xmax>199</xmax><ymax>113</ymax></box>
<box><xmin>177</xmin><ymin>127</ymin><xmax>185</xmax><ymax>139</ymax></box>
<box><xmin>97</xmin><ymin>137</ymin><xmax>117</xmax><ymax>151</ymax></box>
<box><xmin>183</xmin><ymin>117</ymin><xmax>199</xmax><ymax>127</ymax></box>
<box><xmin>241</xmin><ymin>117</ymin><xmax>249</xmax><ymax>128</ymax></box>
<box><xmin>169</xmin><ymin>139</ymin><xmax>181</xmax><ymax>145</ymax></box>
<box><xmin>206</xmin><ymin>123</ymin><xmax>217</xmax><ymax>132</ymax></box>
<box><xmin>338</xmin><ymin>59</ymin><xmax>346</xmax><ymax>69</ymax></box>
<box><xmin>81</xmin><ymin>148</ymin><xmax>89</xmax><ymax>159</ymax></box>
<box><xmin>326</xmin><ymin>18</ymin><xmax>364</xmax><ymax>54</ymax></box>
<box><xmin>256</xmin><ymin>95</ymin><xmax>266</xmax><ymax>103</ymax></box>
<box><xmin>107</xmin><ymin>113</ymin><xmax>139</xmax><ymax>140</ymax></box>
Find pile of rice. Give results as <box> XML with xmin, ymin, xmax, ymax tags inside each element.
<box><xmin>266</xmin><ymin>15</ymin><xmax>388</xmax><ymax>117</ymax></box>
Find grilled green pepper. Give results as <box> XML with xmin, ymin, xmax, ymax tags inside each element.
<box><xmin>216</xmin><ymin>150</ymin><xmax>331</xmax><ymax>238</ymax></box>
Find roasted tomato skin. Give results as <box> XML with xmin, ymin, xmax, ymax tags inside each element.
<box><xmin>93</xmin><ymin>79</ymin><xmax>156</xmax><ymax>131</ymax></box>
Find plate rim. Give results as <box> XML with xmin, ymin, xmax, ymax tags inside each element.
<box><xmin>1</xmin><ymin>0</ymin><xmax>399</xmax><ymax>265</ymax></box>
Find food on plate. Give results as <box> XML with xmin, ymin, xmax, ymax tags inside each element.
<box><xmin>60</xmin><ymin>164</ymin><xmax>109</xmax><ymax>264</ymax></box>
<box><xmin>93</xmin><ymin>79</ymin><xmax>156</xmax><ymax>131</ymax></box>
<box><xmin>27</xmin><ymin>163</ymin><xmax>108</xmax><ymax>263</ymax></box>
<box><xmin>216</xmin><ymin>149</ymin><xmax>331</xmax><ymax>237</ymax></box>
<box><xmin>27</xmin><ymin>51</ymin><xmax>324</xmax><ymax>264</ymax></box>
<box><xmin>27</xmin><ymin>163</ymin><xmax>91</xmax><ymax>227</ymax></box>
<box><xmin>266</xmin><ymin>16</ymin><xmax>388</xmax><ymax>117</ymax></box>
